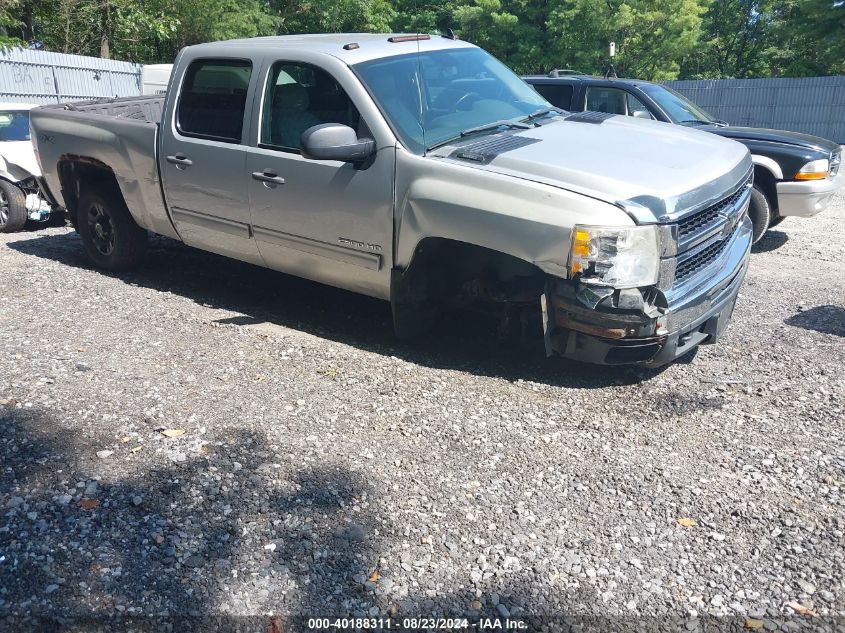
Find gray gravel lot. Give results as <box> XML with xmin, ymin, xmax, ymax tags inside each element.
<box><xmin>1</xmin><ymin>186</ymin><xmax>844</xmax><ymax>630</ymax></box>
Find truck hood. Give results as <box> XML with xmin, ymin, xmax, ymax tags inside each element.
<box><xmin>705</xmin><ymin>125</ymin><xmax>841</xmax><ymax>154</ymax></box>
<box><xmin>434</xmin><ymin>114</ymin><xmax>751</xmax><ymax>223</ymax></box>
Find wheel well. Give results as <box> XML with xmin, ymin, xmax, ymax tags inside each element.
<box><xmin>395</xmin><ymin>238</ymin><xmax>547</xmax><ymax>307</ymax></box>
<box><xmin>57</xmin><ymin>157</ymin><xmax>121</xmax><ymax>226</ymax></box>
<box><xmin>753</xmin><ymin>164</ymin><xmax>778</xmax><ymax>212</ymax></box>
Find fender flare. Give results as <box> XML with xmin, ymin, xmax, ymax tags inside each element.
<box><xmin>751</xmin><ymin>154</ymin><xmax>783</xmax><ymax>181</ymax></box>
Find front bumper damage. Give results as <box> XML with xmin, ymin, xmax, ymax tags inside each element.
<box><xmin>543</xmin><ymin>215</ymin><xmax>753</xmax><ymax>367</ymax></box>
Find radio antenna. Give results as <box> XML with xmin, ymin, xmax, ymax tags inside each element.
<box><xmin>417</xmin><ymin>33</ymin><xmax>426</xmax><ymax>154</ymax></box>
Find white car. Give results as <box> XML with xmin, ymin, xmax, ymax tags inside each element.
<box><xmin>0</xmin><ymin>102</ymin><xmax>57</xmax><ymax>232</ymax></box>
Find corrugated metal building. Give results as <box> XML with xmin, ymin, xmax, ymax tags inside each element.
<box><xmin>0</xmin><ymin>48</ymin><xmax>141</xmax><ymax>105</ymax></box>
<box><xmin>665</xmin><ymin>76</ymin><xmax>845</xmax><ymax>143</ymax></box>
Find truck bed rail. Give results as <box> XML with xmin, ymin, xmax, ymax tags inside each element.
<box><xmin>38</xmin><ymin>95</ymin><xmax>164</xmax><ymax>124</ymax></box>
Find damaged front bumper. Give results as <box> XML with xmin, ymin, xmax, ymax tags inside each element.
<box><xmin>543</xmin><ymin>215</ymin><xmax>753</xmax><ymax>367</ymax></box>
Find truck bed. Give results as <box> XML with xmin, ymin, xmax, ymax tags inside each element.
<box><xmin>30</xmin><ymin>94</ymin><xmax>177</xmax><ymax>239</ymax></box>
<box><xmin>37</xmin><ymin>94</ymin><xmax>165</xmax><ymax>124</ymax></box>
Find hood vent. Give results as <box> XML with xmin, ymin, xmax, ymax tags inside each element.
<box><xmin>565</xmin><ymin>111</ymin><xmax>616</xmax><ymax>124</ymax></box>
<box><xmin>451</xmin><ymin>135</ymin><xmax>540</xmax><ymax>165</ymax></box>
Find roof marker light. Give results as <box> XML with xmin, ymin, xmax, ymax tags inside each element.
<box><xmin>343</xmin><ymin>43</ymin><xmax>359</xmax><ymax>50</ymax></box>
<box><xmin>388</xmin><ymin>35</ymin><xmax>431</xmax><ymax>43</ymax></box>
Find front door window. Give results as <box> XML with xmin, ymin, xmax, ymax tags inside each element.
<box><xmin>260</xmin><ymin>62</ymin><xmax>362</xmax><ymax>152</ymax></box>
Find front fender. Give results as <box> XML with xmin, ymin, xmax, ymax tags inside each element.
<box><xmin>394</xmin><ymin>150</ymin><xmax>633</xmax><ymax>278</ymax></box>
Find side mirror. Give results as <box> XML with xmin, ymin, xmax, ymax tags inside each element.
<box><xmin>301</xmin><ymin>123</ymin><xmax>375</xmax><ymax>163</ymax></box>
<box><xmin>632</xmin><ymin>109</ymin><xmax>653</xmax><ymax>120</ymax></box>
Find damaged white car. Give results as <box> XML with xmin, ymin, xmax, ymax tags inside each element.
<box><xmin>0</xmin><ymin>103</ymin><xmax>60</xmax><ymax>233</ymax></box>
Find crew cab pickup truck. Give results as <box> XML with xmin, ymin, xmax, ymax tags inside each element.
<box><xmin>524</xmin><ymin>72</ymin><xmax>844</xmax><ymax>244</ymax></box>
<box><xmin>30</xmin><ymin>34</ymin><xmax>754</xmax><ymax>367</ymax></box>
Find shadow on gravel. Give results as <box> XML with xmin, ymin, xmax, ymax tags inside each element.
<box><xmin>0</xmin><ymin>405</ymin><xmax>590</xmax><ymax>629</ymax></box>
<box><xmin>784</xmin><ymin>305</ymin><xmax>845</xmax><ymax>337</ymax></box>
<box><xmin>3</xmin><ymin>407</ymin><xmax>831</xmax><ymax>632</ymax></box>
<box><xmin>0</xmin><ymin>405</ymin><xmax>379</xmax><ymax>621</ymax></box>
<box><xmin>7</xmin><ymin>232</ymin><xmax>664</xmax><ymax>388</ymax></box>
<box><xmin>751</xmin><ymin>230</ymin><xmax>788</xmax><ymax>254</ymax></box>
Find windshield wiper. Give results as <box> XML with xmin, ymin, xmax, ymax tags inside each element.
<box><xmin>521</xmin><ymin>107</ymin><xmax>566</xmax><ymax>123</ymax></box>
<box><xmin>426</xmin><ymin>119</ymin><xmax>531</xmax><ymax>152</ymax></box>
<box><xmin>460</xmin><ymin>119</ymin><xmax>531</xmax><ymax>136</ymax></box>
<box><xmin>678</xmin><ymin>119</ymin><xmax>712</xmax><ymax>126</ymax></box>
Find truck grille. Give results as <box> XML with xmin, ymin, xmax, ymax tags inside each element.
<box><xmin>678</xmin><ymin>176</ymin><xmax>750</xmax><ymax>241</ymax></box>
<box><xmin>667</xmin><ymin>170</ymin><xmax>752</xmax><ymax>288</ymax></box>
<box><xmin>675</xmin><ymin>230</ymin><xmax>733</xmax><ymax>282</ymax></box>
<box><xmin>831</xmin><ymin>151</ymin><xmax>841</xmax><ymax>177</ymax></box>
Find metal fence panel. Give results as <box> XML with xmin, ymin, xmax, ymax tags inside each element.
<box><xmin>665</xmin><ymin>76</ymin><xmax>845</xmax><ymax>143</ymax></box>
<box><xmin>0</xmin><ymin>48</ymin><xmax>141</xmax><ymax>104</ymax></box>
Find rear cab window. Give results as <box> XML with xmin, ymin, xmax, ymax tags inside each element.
<box><xmin>177</xmin><ymin>59</ymin><xmax>253</xmax><ymax>143</ymax></box>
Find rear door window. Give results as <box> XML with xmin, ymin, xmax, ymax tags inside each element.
<box><xmin>532</xmin><ymin>84</ymin><xmax>574</xmax><ymax>110</ymax></box>
<box><xmin>177</xmin><ymin>59</ymin><xmax>252</xmax><ymax>143</ymax></box>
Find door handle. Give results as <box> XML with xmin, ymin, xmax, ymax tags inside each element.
<box><xmin>166</xmin><ymin>153</ymin><xmax>193</xmax><ymax>169</ymax></box>
<box><xmin>251</xmin><ymin>170</ymin><xmax>286</xmax><ymax>186</ymax></box>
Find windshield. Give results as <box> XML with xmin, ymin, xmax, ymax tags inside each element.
<box><xmin>0</xmin><ymin>110</ymin><xmax>31</xmax><ymax>142</ymax></box>
<box><xmin>639</xmin><ymin>84</ymin><xmax>715</xmax><ymax>125</ymax></box>
<box><xmin>353</xmin><ymin>47</ymin><xmax>550</xmax><ymax>154</ymax></box>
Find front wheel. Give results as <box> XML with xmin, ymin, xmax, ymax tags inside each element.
<box><xmin>0</xmin><ymin>179</ymin><xmax>27</xmax><ymax>233</ymax></box>
<box><xmin>748</xmin><ymin>184</ymin><xmax>772</xmax><ymax>245</ymax></box>
<box><xmin>77</xmin><ymin>188</ymin><xmax>147</xmax><ymax>270</ymax></box>
<box><xmin>768</xmin><ymin>214</ymin><xmax>786</xmax><ymax>228</ymax></box>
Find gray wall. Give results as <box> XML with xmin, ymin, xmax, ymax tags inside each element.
<box><xmin>665</xmin><ymin>76</ymin><xmax>845</xmax><ymax>143</ymax></box>
<box><xmin>0</xmin><ymin>48</ymin><xmax>141</xmax><ymax>105</ymax></box>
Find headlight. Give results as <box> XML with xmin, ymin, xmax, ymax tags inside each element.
<box><xmin>795</xmin><ymin>158</ymin><xmax>829</xmax><ymax>181</ymax></box>
<box><xmin>569</xmin><ymin>224</ymin><xmax>659</xmax><ymax>289</ymax></box>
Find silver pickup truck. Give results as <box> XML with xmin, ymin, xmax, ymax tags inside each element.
<box><xmin>30</xmin><ymin>34</ymin><xmax>753</xmax><ymax>366</ymax></box>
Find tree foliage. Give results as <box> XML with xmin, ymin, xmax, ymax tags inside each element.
<box><xmin>0</xmin><ymin>0</ymin><xmax>842</xmax><ymax>79</ymax></box>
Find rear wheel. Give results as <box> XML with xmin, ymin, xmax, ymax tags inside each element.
<box><xmin>77</xmin><ymin>188</ymin><xmax>147</xmax><ymax>270</ymax></box>
<box><xmin>0</xmin><ymin>180</ymin><xmax>27</xmax><ymax>233</ymax></box>
<box><xmin>748</xmin><ymin>184</ymin><xmax>772</xmax><ymax>245</ymax></box>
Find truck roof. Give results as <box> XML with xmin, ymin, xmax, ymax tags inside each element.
<box><xmin>185</xmin><ymin>33</ymin><xmax>477</xmax><ymax>65</ymax></box>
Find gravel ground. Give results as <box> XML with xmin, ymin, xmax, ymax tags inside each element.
<box><xmin>1</xmin><ymin>185</ymin><xmax>843</xmax><ymax>631</ymax></box>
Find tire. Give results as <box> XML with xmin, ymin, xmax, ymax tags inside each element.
<box><xmin>47</xmin><ymin>209</ymin><xmax>68</xmax><ymax>227</ymax></box>
<box><xmin>768</xmin><ymin>214</ymin><xmax>786</xmax><ymax>228</ymax></box>
<box><xmin>77</xmin><ymin>188</ymin><xmax>147</xmax><ymax>270</ymax></box>
<box><xmin>0</xmin><ymin>179</ymin><xmax>27</xmax><ymax>233</ymax></box>
<box><xmin>748</xmin><ymin>184</ymin><xmax>772</xmax><ymax>245</ymax></box>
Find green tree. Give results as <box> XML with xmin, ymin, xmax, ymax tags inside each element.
<box><xmin>15</xmin><ymin>0</ymin><xmax>276</xmax><ymax>63</ymax></box>
<box><xmin>545</xmin><ymin>0</ymin><xmax>708</xmax><ymax>80</ymax></box>
<box><xmin>682</xmin><ymin>0</ymin><xmax>775</xmax><ymax>78</ymax></box>
<box><xmin>269</xmin><ymin>0</ymin><xmax>394</xmax><ymax>34</ymax></box>
<box><xmin>0</xmin><ymin>0</ymin><xmax>25</xmax><ymax>48</ymax></box>
<box><xmin>766</xmin><ymin>0</ymin><xmax>845</xmax><ymax>76</ymax></box>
